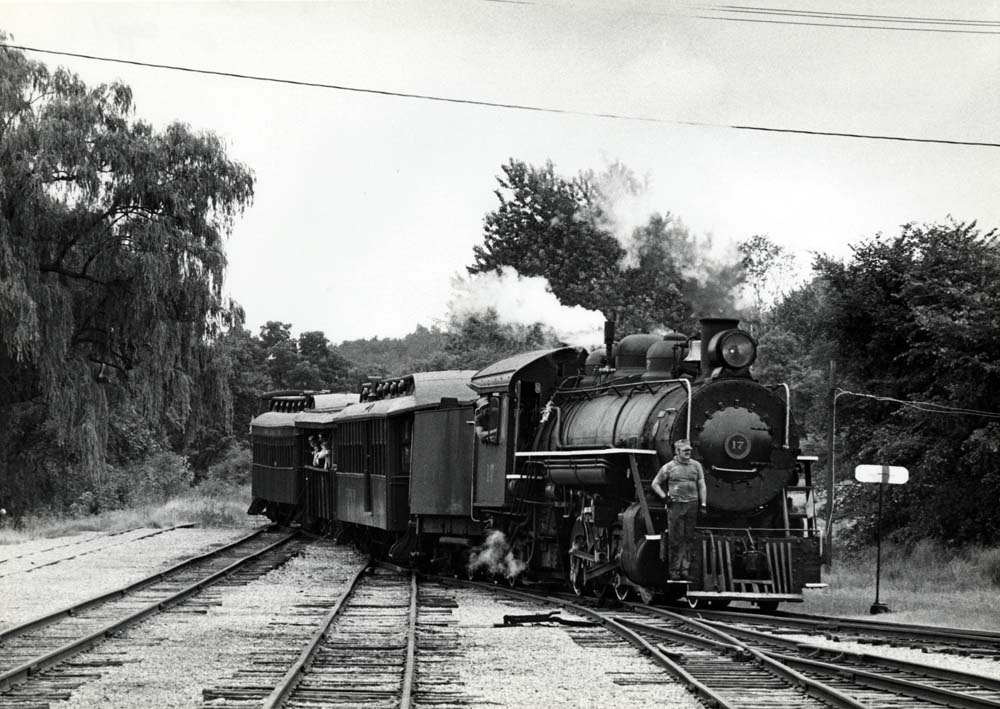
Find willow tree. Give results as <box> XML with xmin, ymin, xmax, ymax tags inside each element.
<box><xmin>0</xmin><ymin>41</ymin><xmax>254</xmax><ymax>513</ymax></box>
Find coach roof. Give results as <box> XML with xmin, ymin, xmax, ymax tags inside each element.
<box><xmin>296</xmin><ymin>393</ymin><xmax>361</xmax><ymax>426</ymax></box>
<box><xmin>471</xmin><ymin>347</ymin><xmax>579</xmax><ymax>393</ymax></box>
<box><xmin>336</xmin><ymin>370</ymin><xmax>478</xmax><ymax>419</ymax></box>
<box><xmin>250</xmin><ymin>411</ymin><xmax>299</xmax><ymax>429</ymax></box>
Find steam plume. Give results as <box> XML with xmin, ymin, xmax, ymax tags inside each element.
<box><xmin>466</xmin><ymin>530</ymin><xmax>526</xmax><ymax>580</ymax></box>
<box><xmin>447</xmin><ymin>271</ymin><xmax>604</xmax><ymax>349</ymax></box>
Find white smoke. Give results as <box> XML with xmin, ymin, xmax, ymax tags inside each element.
<box><xmin>466</xmin><ymin>530</ymin><xmax>527</xmax><ymax>581</ymax></box>
<box><xmin>591</xmin><ymin>162</ymin><xmax>655</xmax><ymax>270</ymax></box>
<box><xmin>447</xmin><ymin>270</ymin><xmax>604</xmax><ymax>349</ymax></box>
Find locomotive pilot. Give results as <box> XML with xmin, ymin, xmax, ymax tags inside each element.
<box><xmin>651</xmin><ymin>439</ymin><xmax>707</xmax><ymax>581</ymax></box>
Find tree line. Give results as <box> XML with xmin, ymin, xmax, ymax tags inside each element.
<box><xmin>2</xmin><ymin>43</ymin><xmax>998</xmax><ymax>551</ymax></box>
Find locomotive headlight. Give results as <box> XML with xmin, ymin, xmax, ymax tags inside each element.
<box><xmin>717</xmin><ymin>330</ymin><xmax>756</xmax><ymax>369</ymax></box>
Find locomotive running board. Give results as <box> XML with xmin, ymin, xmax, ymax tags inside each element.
<box><xmin>686</xmin><ymin>591</ymin><xmax>803</xmax><ymax>602</ymax></box>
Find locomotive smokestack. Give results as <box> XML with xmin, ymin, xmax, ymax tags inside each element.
<box><xmin>604</xmin><ymin>320</ymin><xmax>615</xmax><ymax>369</ymax></box>
<box><xmin>699</xmin><ymin>317</ymin><xmax>740</xmax><ymax>380</ymax></box>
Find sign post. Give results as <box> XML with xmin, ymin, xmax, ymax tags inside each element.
<box><xmin>854</xmin><ymin>465</ymin><xmax>909</xmax><ymax>614</ymax></box>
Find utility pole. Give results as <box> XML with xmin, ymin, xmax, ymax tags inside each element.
<box><xmin>824</xmin><ymin>360</ymin><xmax>836</xmax><ymax>568</ymax></box>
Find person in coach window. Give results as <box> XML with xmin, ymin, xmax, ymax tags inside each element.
<box><xmin>651</xmin><ymin>439</ymin><xmax>707</xmax><ymax>581</ymax></box>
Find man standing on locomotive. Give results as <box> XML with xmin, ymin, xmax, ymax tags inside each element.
<box><xmin>652</xmin><ymin>439</ymin><xmax>707</xmax><ymax>581</ymax></box>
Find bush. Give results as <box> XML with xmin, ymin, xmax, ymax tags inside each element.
<box><xmin>204</xmin><ymin>441</ymin><xmax>251</xmax><ymax>485</ymax></box>
<box><xmin>125</xmin><ymin>451</ymin><xmax>195</xmax><ymax>504</ymax></box>
<box><xmin>975</xmin><ymin>547</ymin><xmax>1000</xmax><ymax>587</ymax></box>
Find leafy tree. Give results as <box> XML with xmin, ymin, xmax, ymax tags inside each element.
<box><xmin>471</xmin><ymin>159</ymin><xmax>623</xmax><ymax>315</ymax></box>
<box><xmin>333</xmin><ymin>324</ymin><xmax>452</xmax><ymax>378</ymax></box>
<box><xmin>627</xmin><ymin>213</ymin><xmax>742</xmax><ymax>332</ymax></box>
<box><xmin>443</xmin><ymin>310</ymin><xmax>559</xmax><ymax>370</ymax></box>
<box><xmin>470</xmin><ymin>159</ymin><xmax>740</xmax><ymax>334</ymax></box>
<box><xmin>297</xmin><ymin>330</ymin><xmax>352</xmax><ymax>387</ymax></box>
<box><xmin>0</xmin><ymin>42</ymin><xmax>253</xmax><ymax>514</ymax></box>
<box><xmin>220</xmin><ymin>327</ymin><xmax>270</xmax><ymax>438</ymax></box>
<box><xmin>738</xmin><ymin>234</ymin><xmax>798</xmax><ymax>327</ymax></box>
<box><xmin>819</xmin><ymin>222</ymin><xmax>1000</xmax><ymax>546</ymax></box>
<box><xmin>257</xmin><ymin>324</ymin><xmax>352</xmax><ymax>391</ymax></box>
<box><xmin>767</xmin><ymin>221</ymin><xmax>1000</xmax><ymax>548</ymax></box>
<box><xmin>258</xmin><ymin>321</ymin><xmax>293</xmax><ymax>349</ymax></box>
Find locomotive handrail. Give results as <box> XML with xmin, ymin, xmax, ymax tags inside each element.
<box><xmin>515</xmin><ymin>448</ymin><xmax>658</xmax><ymax>457</ymax></box>
<box><xmin>712</xmin><ymin>465</ymin><xmax>760</xmax><ymax>474</ymax></box>
<box><xmin>656</xmin><ymin>378</ymin><xmax>691</xmax><ymax>441</ymax></box>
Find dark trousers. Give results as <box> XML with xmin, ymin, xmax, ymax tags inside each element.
<box><xmin>660</xmin><ymin>500</ymin><xmax>699</xmax><ymax>578</ymax></box>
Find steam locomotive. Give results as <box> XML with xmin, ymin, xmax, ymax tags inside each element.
<box><xmin>248</xmin><ymin>317</ymin><xmax>823</xmax><ymax>609</ymax></box>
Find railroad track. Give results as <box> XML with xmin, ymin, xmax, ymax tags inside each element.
<box><xmin>672</xmin><ymin>605</ymin><xmax>1000</xmax><ymax>660</ymax></box>
<box><xmin>0</xmin><ymin>524</ymin><xmax>195</xmax><ymax>578</ymax></box>
<box><xmin>203</xmin><ymin>561</ymin><xmax>480</xmax><ymax>708</ymax></box>
<box><xmin>273</xmin><ymin>566</ymin><xmax>418</xmax><ymax>708</ymax></box>
<box><xmin>621</xmin><ymin>606</ymin><xmax>1000</xmax><ymax>709</ymax></box>
<box><xmin>437</xmin><ymin>577</ymin><xmax>1000</xmax><ymax>709</ymax></box>
<box><xmin>207</xmin><ymin>564</ymin><xmax>413</xmax><ymax>707</ymax></box>
<box><xmin>0</xmin><ymin>526</ymin><xmax>302</xmax><ymax>703</ymax></box>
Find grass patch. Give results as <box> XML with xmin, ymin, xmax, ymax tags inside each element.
<box><xmin>0</xmin><ymin>482</ymin><xmax>261</xmax><ymax>546</ymax></box>
<box><xmin>804</xmin><ymin>540</ymin><xmax>1000</xmax><ymax>630</ymax></box>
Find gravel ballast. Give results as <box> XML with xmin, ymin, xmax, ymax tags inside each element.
<box><xmin>2</xmin><ymin>525</ymin><xmax>998</xmax><ymax>707</ymax></box>
<box><xmin>0</xmin><ymin>526</ymin><xmax>259</xmax><ymax>628</ymax></box>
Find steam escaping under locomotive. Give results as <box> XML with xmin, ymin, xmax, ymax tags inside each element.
<box><xmin>248</xmin><ymin>317</ymin><xmax>823</xmax><ymax>609</ymax></box>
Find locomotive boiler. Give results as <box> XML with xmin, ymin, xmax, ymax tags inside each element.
<box><xmin>247</xmin><ymin>317</ymin><xmax>823</xmax><ymax>609</ymax></box>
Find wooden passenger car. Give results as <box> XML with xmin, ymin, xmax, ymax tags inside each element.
<box><xmin>294</xmin><ymin>393</ymin><xmax>360</xmax><ymax>525</ymax></box>
<box><xmin>331</xmin><ymin>371</ymin><xmax>477</xmax><ymax>538</ymax></box>
<box><xmin>249</xmin><ymin>392</ymin><xmax>354</xmax><ymax>522</ymax></box>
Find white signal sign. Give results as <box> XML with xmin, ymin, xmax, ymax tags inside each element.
<box><xmin>855</xmin><ymin>465</ymin><xmax>909</xmax><ymax>485</ymax></box>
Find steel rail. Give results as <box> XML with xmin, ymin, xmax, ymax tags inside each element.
<box><xmin>701</xmin><ymin>619</ymin><xmax>1000</xmax><ymax>693</ymax></box>
<box><xmin>620</xmin><ymin>615</ymin><xmax>1000</xmax><ymax>709</ymax></box>
<box><xmin>767</xmin><ymin>651</ymin><xmax>1000</xmax><ymax>709</ymax></box>
<box><xmin>680</xmin><ymin>605</ymin><xmax>1000</xmax><ymax>647</ymax></box>
<box><xmin>0</xmin><ymin>524</ymin><xmax>275</xmax><ymax>643</ymax></box>
<box><xmin>652</xmin><ymin>609</ymin><xmax>866</xmax><ymax>709</ymax></box>
<box><xmin>0</xmin><ymin>529</ymin><xmax>298</xmax><ymax>692</ymax></box>
<box><xmin>261</xmin><ymin>561</ymin><xmax>370</xmax><ymax>709</ymax></box>
<box><xmin>431</xmin><ymin>576</ymin><xmax>739</xmax><ymax>709</ymax></box>
<box><xmin>400</xmin><ymin>571</ymin><xmax>418</xmax><ymax>709</ymax></box>
<box><xmin>615</xmin><ymin>615</ymin><xmax>748</xmax><ymax>654</ymax></box>
<box><xmin>437</xmin><ymin>577</ymin><xmax>876</xmax><ymax>709</ymax></box>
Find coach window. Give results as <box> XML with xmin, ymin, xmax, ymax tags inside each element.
<box><xmin>475</xmin><ymin>395</ymin><xmax>501</xmax><ymax>445</ymax></box>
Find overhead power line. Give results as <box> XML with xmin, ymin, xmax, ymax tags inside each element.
<box><xmin>3</xmin><ymin>42</ymin><xmax>999</xmax><ymax>149</ymax></box>
<box><xmin>704</xmin><ymin>3</ymin><xmax>1000</xmax><ymax>27</ymax></box>
<box><xmin>484</xmin><ymin>0</ymin><xmax>1000</xmax><ymax>34</ymax></box>
<box><xmin>694</xmin><ymin>3</ymin><xmax>1000</xmax><ymax>34</ymax></box>
<box><xmin>836</xmin><ymin>389</ymin><xmax>1000</xmax><ymax>419</ymax></box>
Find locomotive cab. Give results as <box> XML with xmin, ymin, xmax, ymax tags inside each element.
<box><xmin>464</xmin><ymin>348</ymin><xmax>584</xmax><ymax>579</ymax></box>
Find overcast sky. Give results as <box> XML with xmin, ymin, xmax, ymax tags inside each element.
<box><xmin>3</xmin><ymin>1</ymin><xmax>998</xmax><ymax>344</ymax></box>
